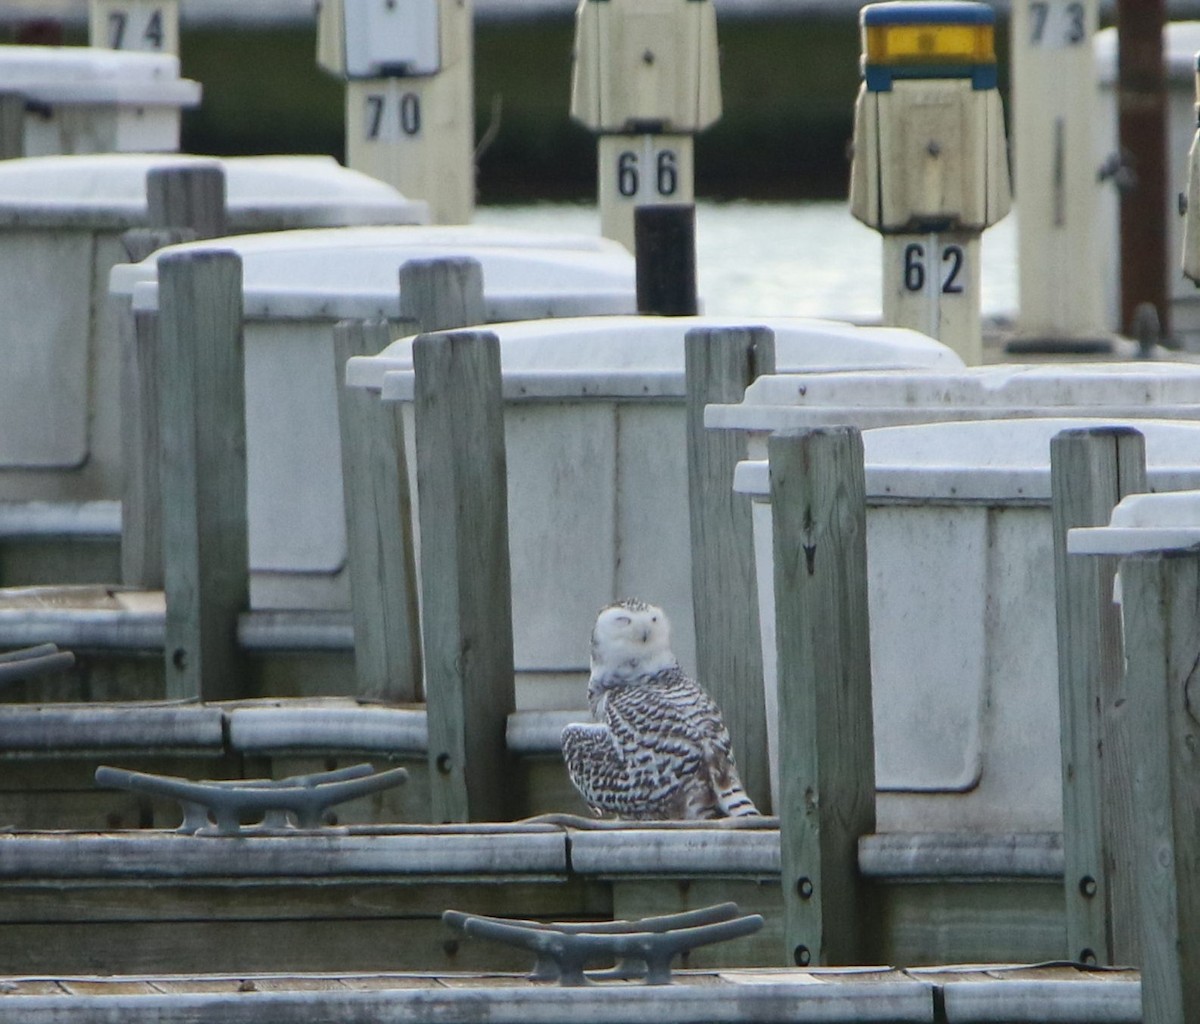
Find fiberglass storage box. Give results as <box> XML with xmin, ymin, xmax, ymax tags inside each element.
<box><xmin>0</xmin><ymin>45</ymin><xmax>200</xmax><ymax>155</ymax></box>
<box><xmin>734</xmin><ymin>417</ymin><xmax>1200</xmax><ymax>832</ymax></box>
<box><xmin>114</xmin><ymin>226</ymin><xmax>640</xmax><ymax>614</ymax></box>
<box><xmin>346</xmin><ymin>315</ymin><xmax>962</xmax><ymax>708</ymax></box>
<box><xmin>0</xmin><ymin>154</ymin><xmax>427</xmax><ymax>513</ymax></box>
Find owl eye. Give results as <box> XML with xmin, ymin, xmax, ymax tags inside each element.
<box><xmin>614</xmin><ymin>615</ymin><xmax>632</xmax><ymax>626</ymax></box>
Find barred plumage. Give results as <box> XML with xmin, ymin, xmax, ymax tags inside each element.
<box><xmin>561</xmin><ymin>599</ymin><xmax>760</xmax><ymax>821</ymax></box>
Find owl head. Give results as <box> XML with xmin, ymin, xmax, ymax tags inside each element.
<box><xmin>590</xmin><ymin>598</ymin><xmax>676</xmax><ymax>679</ymax></box>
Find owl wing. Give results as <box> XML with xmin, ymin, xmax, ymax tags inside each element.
<box><xmin>612</xmin><ymin>668</ymin><xmax>758</xmax><ymax>819</ymax></box>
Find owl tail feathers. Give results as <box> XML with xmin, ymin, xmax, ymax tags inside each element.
<box><xmin>716</xmin><ymin>781</ymin><xmax>760</xmax><ymax>817</ymax></box>
<box><xmin>713</xmin><ymin>761</ymin><xmax>760</xmax><ymax>817</ymax></box>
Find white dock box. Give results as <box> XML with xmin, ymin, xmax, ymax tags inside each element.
<box><xmin>0</xmin><ymin>45</ymin><xmax>200</xmax><ymax>155</ymax></box>
<box><xmin>707</xmin><ymin>361</ymin><xmax>1200</xmax><ymax>454</ymax></box>
<box><xmin>346</xmin><ymin>315</ymin><xmax>961</xmax><ymax>707</ymax></box>
<box><xmin>113</xmin><ymin>227</ymin><xmax>639</xmax><ymax>614</ymax></box>
<box><xmin>734</xmin><ymin>417</ymin><xmax>1200</xmax><ymax>832</ymax></box>
<box><xmin>1070</xmin><ymin>489</ymin><xmax>1200</xmax><ymax>558</ymax></box>
<box><xmin>0</xmin><ymin>154</ymin><xmax>427</xmax><ymax>512</ymax></box>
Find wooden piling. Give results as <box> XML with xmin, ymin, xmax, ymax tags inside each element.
<box><xmin>0</xmin><ymin>93</ymin><xmax>24</xmax><ymax>160</ymax></box>
<box><xmin>118</xmin><ymin>228</ymin><xmax>195</xmax><ymax>590</ymax></box>
<box><xmin>399</xmin><ymin>257</ymin><xmax>486</xmax><ymax>333</ymax></box>
<box><xmin>1051</xmin><ymin>427</ymin><xmax>1147</xmax><ymax>966</ymax></box>
<box><xmin>120</xmin><ymin>166</ymin><xmax>229</xmax><ymax>589</ymax></box>
<box><xmin>1116</xmin><ymin>0</ymin><xmax>1170</xmax><ymax>340</ymax></box>
<box><xmin>769</xmin><ymin>426</ymin><xmax>876</xmax><ymax>966</ymax></box>
<box><xmin>333</xmin><ymin>318</ymin><xmax>423</xmax><ymax>705</ymax></box>
<box><xmin>158</xmin><ymin>250</ymin><xmax>249</xmax><ymax>702</ymax></box>
<box><xmin>1120</xmin><ymin>547</ymin><xmax>1200</xmax><ymax>1023</ymax></box>
<box><xmin>412</xmin><ymin>330</ymin><xmax>515</xmax><ymax>823</ymax></box>
<box><xmin>684</xmin><ymin>325</ymin><xmax>775</xmax><ymax>813</ymax></box>
<box><xmin>635</xmin><ymin>204</ymin><xmax>699</xmax><ymax>316</ymax></box>
<box><xmin>147</xmin><ymin>163</ymin><xmax>227</xmax><ymax>240</ymax></box>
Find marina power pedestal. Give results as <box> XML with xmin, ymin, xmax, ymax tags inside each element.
<box><xmin>1009</xmin><ymin>0</ymin><xmax>1109</xmax><ymax>353</ymax></box>
<box><xmin>849</xmin><ymin>1</ymin><xmax>1010</xmax><ymax>365</ymax></box>
<box><xmin>317</xmin><ymin>0</ymin><xmax>473</xmax><ymax>224</ymax></box>
<box><xmin>571</xmin><ymin>0</ymin><xmax>721</xmax><ymax>251</ymax></box>
<box><xmin>89</xmin><ymin>0</ymin><xmax>179</xmax><ymax>54</ymax></box>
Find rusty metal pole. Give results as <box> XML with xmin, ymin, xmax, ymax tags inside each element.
<box><xmin>1116</xmin><ymin>0</ymin><xmax>1170</xmax><ymax>342</ymax></box>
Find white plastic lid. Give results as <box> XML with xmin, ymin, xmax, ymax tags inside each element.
<box><xmin>707</xmin><ymin>362</ymin><xmax>1200</xmax><ymax>432</ymax></box>
<box><xmin>1069</xmin><ymin>490</ymin><xmax>1200</xmax><ymax>556</ymax></box>
<box><xmin>112</xmin><ymin>225</ymin><xmax>637</xmax><ymax>320</ymax></box>
<box><xmin>734</xmin><ymin>417</ymin><xmax>1200</xmax><ymax>502</ymax></box>
<box><xmin>0</xmin><ymin>154</ymin><xmax>429</xmax><ymax>229</ymax></box>
<box><xmin>0</xmin><ymin>45</ymin><xmax>200</xmax><ymax>105</ymax></box>
<box><xmin>345</xmin><ymin>314</ymin><xmax>962</xmax><ymax>396</ymax></box>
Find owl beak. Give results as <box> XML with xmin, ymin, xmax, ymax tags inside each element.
<box><xmin>640</xmin><ymin>629</ymin><xmax>650</xmax><ymax>643</ymax></box>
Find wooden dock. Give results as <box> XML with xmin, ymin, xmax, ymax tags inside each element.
<box><xmin>0</xmin><ymin>818</ymin><xmax>1072</xmax><ymax>975</ymax></box>
<box><xmin>0</xmin><ymin>964</ymin><xmax>1142</xmax><ymax>1024</ymax></box>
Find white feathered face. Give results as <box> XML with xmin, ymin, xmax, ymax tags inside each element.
<box><xmin>590</xmin><ymin>598</ymin><xmax>674</xmax><ymax>677</ymax></box>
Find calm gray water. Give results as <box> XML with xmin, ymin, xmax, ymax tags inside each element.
<box><xmin>476</xmin><ymin>199</ymin><xmax>1018</xmax><ymax>324</ymax></box>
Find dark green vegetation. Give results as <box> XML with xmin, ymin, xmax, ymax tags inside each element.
<box><xmin>31</xmin><ymin>13</ymin><xmax>1017</xmax><ymax>204</ymax></box>
<box><xmin>176</xmin><ymin>16</ymin><xmax>878</xmax><ymax>203</ymax></box>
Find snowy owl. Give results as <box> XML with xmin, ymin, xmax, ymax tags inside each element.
<box><xmin>560</xmin><ymin>598</ymin><xmax>759</xmax><ymax>820</ymax></box>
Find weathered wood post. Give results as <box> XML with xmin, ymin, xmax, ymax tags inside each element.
<box><xmin>1121</xmin><ymin>546</ymin><xmax>1200</xmax><ymax>1023</ymax></box>
<box><xmin>147</xmin><ymin>163</ymin><xmax>227</xmax><ymax>241</ymax></box>
<box><xmin>684</xmin><ymin>325</ymin><xmax>775</xmax><ymax>812</ymax></box>
<box><xmin>412</xmin><ymin>330</ymin><xmax>515</xmax><ymax>822</ymax></box>
<box><xmin>1051</xmin><ymin>426</ymin><xmax>1147</xmax><ymax>966</ymax></box>
<box><xmin>1116</xmin><ymin>0</ymin><xmax>1169</xmax><ymax>340</ymax></box>
<box><xmin>399</xmin><ymin>257</ymin><xmax>485</xmax><ymax>333</ymax></box>
<box><xmin>0</xmin><ymin>94</ymin><xmax>24</xmax><ymax>160</ymax></box>
<box><xmin>158</xmin><ymin>249</ymin><xmax>249</xmax><ymax>702</ymax></box>
<box><xmin>120</xmin><ymin>165</ymin><xmax>227</xmax><ymax>589</ymax></box>
<box><xmin>334</xmin><ymin>318</ymin><xmax>422</xmax><ymax>705</ymax></box>
<box><xmin>330</xmin><ymin>258</ymin><xmax>484</xmax><ymax>705</ymax></box>
<box><xmin>769</xmin><ymin>426</ymin><xmax>876</xmax><ymax>966</ymax></box>
<box><xmin>119</xmin><ymin>227</ymin><xmax>192</xmax><ymax>589</ymax></box>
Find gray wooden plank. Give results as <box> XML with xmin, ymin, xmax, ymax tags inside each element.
<box><xmin>859</xmin><ymin>832</ymin><xmax>1063</xmax><ymax>880</ymax></box>
<box><xmin>875</xmin><ymin>881</ymin><xmax>1068</xmax><ymax>968</ymax></box>
<box><xmin>567</xmin><ymin>826</ymin><xmax>780</xmax><ymax>876</ymax></box>
<box><xmin>684</xmin><ymin>325</ymin><xmax>775</xmax><ymax>814</ymax></box>
<box><xmin>769</xmin><ymin>427</ymin><xmax>876</xmax><ymax>967</ymax></box>
<box><xmin>226</xmin><ymin>704</ymin><xmax>427</xmax><ymax>755</ymax></box>
<box><xmin>0</xmin><ymin>704</ymin><xmax>225</xmax><ymax>752</ymax></box>
<box><xmin>0</xmin><ymin>974</ymin><xmax>934</xmax><ymax>1024</ymax></box>
<box><xmin>157</xmin><ymin>250</ymin><xmax>249</xmax><ymax>702</ymax></box>
<box><xmin>0</xmin><ymin>830</ymin><xmax>568</xmax><ymax>879</ymax></box>
<box><xmin>412</xmin><ymin>330</ymin><xmax>516</xmax><ymax>822</ymax></box>
<box><xmin>1121</xmin><ymin>549</ymin><xmax>1200</xmax><ymax>1024</ymax></box>
<box><xmin>333</xmin><ymin>318</ymin><xmax>423</xmax><ymax>703</ymax></box>
<box><xmin>1050</xmin><ymin>426</ymin><xmax>1147</xmax><ymax>966</ymax></box>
